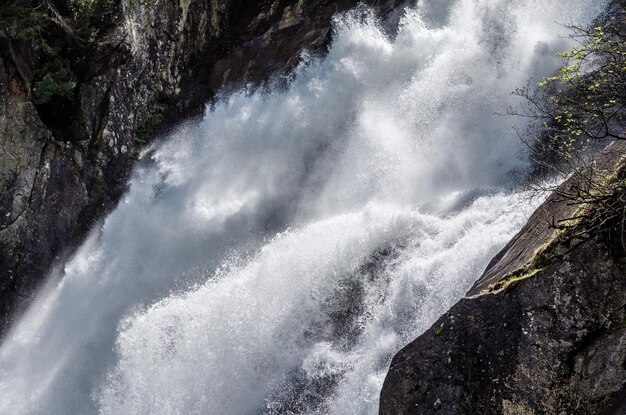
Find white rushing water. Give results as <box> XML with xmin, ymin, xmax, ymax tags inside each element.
<box><xmin>0</xmin><ymin>0</ymin><xmax>606</xmax><ymax>414</ymax></box>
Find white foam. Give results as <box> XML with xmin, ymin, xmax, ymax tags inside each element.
<box><xmin>0</xmin><ymin>0</ymin><xmax>606</xmax><ymax>413</ymax></box>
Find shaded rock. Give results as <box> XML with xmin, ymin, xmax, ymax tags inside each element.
<box><xmin>380</xmin><ymin>143</ymin><xmax>626</xmax><ymax>415</ymax></box>
<box><xmin>381</xmin><ymin>237</ymin><xmax>626</xmax><ymax>415</ymax></box>
<box><xmin>0</xmin><ymin>58</ymin><xmax>50</xmax><ymax>308</ymax></box>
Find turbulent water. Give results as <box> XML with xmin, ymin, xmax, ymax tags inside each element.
<box><xmin>0</xmin><ymin>0</ymin><xmax>607</xmax><ymax>414</ymax></box>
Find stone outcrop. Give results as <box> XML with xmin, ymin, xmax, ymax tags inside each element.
<box><xmin>0</xmin><ymin>0</ymin><xmax>403</xmax><ymax>331</ymax></box>
<box><xmin>379</xmin><ymin>142</ymin><xmax>626</xmax><ymax>415</ymax></box>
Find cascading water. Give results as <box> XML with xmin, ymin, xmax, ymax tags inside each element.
<box><xmin>0</xmin><ymin>0</ymin><xmax>607</xmax><ymax>414</ymax></box>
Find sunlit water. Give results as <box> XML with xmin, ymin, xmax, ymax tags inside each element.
<box><xmin>0</xmin><ymin>0</ymin><xmax>606</xmax><ymax>414</ymax></box>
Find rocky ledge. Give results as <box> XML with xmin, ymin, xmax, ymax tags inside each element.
<box><xmin>380</xmin><ymin>141</ymin><xmax>626</xmax><ymax>414</ymax></box>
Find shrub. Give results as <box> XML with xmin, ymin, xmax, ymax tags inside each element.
<box><xmin>515</xmin><ymin>3</ymin><xmax>626</xmax><ymax>252</ymax></box>
<box><xmin>33</xmin><ymin>67</ymin><xmax>77</xmax><ymax>104</ymax></box>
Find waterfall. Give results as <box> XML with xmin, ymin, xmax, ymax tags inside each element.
<box><xmin>0</xmin><ymin>0</ymin><xmax>606</xmax><ymax>414</ymax></box>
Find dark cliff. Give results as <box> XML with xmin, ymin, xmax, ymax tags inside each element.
<box><xmin>379</xmin><ymin>142</ymin><xmax>626</xmax><ymax>414</ymax></box>
<box><xmin>0</xmin><ymin>0</ymin><xmax>403</xmax><ymax>332</ymax></box>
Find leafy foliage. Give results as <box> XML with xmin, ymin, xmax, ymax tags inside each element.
<box><xmin>0</xmin><ymin>4</ymin><xmax>51</xmax><ymax>40</ymax></box>
<box><xmin>73</xmin><ymin>0</ymin><xmax>119</xmax><ymax>36</ymax></box>
<box><xmin>34</xmin><ymin>67</ymin><xmax>76</xmax><ymax>104</ymax></box>
<box><xmin>1</xmin><ymin>1</ymin><xmax>121</xmax><ymax>140</ymax></box>
<box><xmin>537</xmin><ymin>23</ymin><xmax>626</xmax><ymax>144</ymax></box>
<box><xmin>515</xmin><ymin>3</ymin><xmax>626</xmax><ymax>253</ymax></box>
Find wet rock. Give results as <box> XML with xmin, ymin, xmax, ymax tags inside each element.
<box><xmin>379</xmin><ymin>144</ymin><xmax>626</xmax><ymax>415</ymax></box>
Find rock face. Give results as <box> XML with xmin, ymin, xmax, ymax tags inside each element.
<box><xmin>381</xmin><ymin>238</ymin><xmax>626</xmax><ymax>415</ymax></box>
<box><xmin>0</xmin><ymin>0</ymin><xmax>403</xmax><ymax>331</ymax></box>
<box><xmin>472</xmin><ymin>141</ymin><xmax>626</xmax><ymax>295</ymax></box>
<box><xmin>379</xmin><ymin>143</ymin><xmax>626</xmax><ymax>415</ymax></box>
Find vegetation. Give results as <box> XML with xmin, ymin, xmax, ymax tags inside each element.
<box><xmin>515</xmin><ymin>3</ymin><xmax>626</xmax><ymax>256</ymax></box>
<box><xmin>0</xmin><ymin>0</ymin><xmax>120</xmax><ymax>140</ymax></box>
<box><xmin>33</xmin><ymin>68</ymin><xmax>76</xmax><ymax>104</ymax></box>
<box><xmin>135</xmin><ymin>109</ymin><xmax>166</xmax><ymax>149</ymax></box>
<box><xmin>63</xmin><ymin>0</ymin><xmax>119</xmax><ymax>42</ymax></box>
<box><xmin>515</xmin><ymin>4</ymin><xmax>626</xmax><ymax>168</ymax></box>
<box><xmin>0</xmin><ymin>4</ymin><xmax>51</xmax><ymax>40</ymax></box>
<box><xmin>490</xmin><ymin>3</ymin><xmax>626</xmax><ymax>293</ymax></box>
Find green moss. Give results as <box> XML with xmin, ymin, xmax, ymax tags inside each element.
<box><xmin>434</xmin><ymin>326</ymin><xmax>444</xmax><ymax>336</ymax></box>
<box><xmin>489</xmin><ymin>268</ymin><xmax>544</xmax><ymax>293</ymax></box>
<box><xmin>131</xmin><ymin>105</ymin><xmax>168</xmax><ymax>159</ymax></box>
<box><xmin>92</xmin><ymin>177</ymin><xmax>106</xmax><ymax>198</ymax></box>
<box><xmin>135</xmin><ymin>110</ymin><xmax>165</xmax><ymax>148</ymax></box>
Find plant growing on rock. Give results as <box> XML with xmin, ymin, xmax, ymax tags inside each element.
<box><xmin>1</xmin><ymin>0</ymin><xmax>121</xmax><ymax>140</ymax></box>
<box><xmin>33</xmin><ymin>67</ymin><xmax>76</xmax><ymax>104</ymax></box>
<box><xmin>514</xmin><ymin>3</ymin><xmax>626</xmax><ymax>254</ymax></box>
